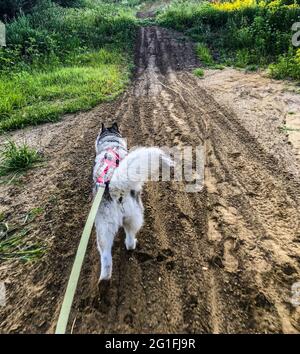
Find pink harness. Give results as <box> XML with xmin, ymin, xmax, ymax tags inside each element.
<box><xmin>95</xmin><ymin>147</ymin><xmax>123</xmax><ymax>187</ymax></box>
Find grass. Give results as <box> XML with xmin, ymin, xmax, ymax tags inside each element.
<box><xmin>0</xmin><ymin>140</ymin><xmax>42</xmax><ymax>176</ymax></box>
<box><xmin>246</xmin><ymin>64</ymin><xmax>259</xmax><ymax>72</ymax></box>
<box><xmin>279</xmin><ymin>125</ymin><xmax>300</xmax><ymax>133</ymax></box>
<box><xmin>195</xmin><ymin>43</ymin><xmax>225</xmax><ymax>70</ymax></box>
<box><xmin>23</xmin><ymin>207</ymin><xmax>44</xmax><ymax>224</ymax></box>
<box><xmin>211</xmin><ymin>64</ymin><xmax>225</xmax><ymax>70</ymax></box>
<box><xmin>0</xmin><ymin>207</ymin><xmax>46</xmax><ymax>262</ymax></box>
<box><xmin>196</xmin><ymin>43</ymin><xmax>214</xmax><ymax>66</ymax></box>
<box><xmin>0</xmin><ymin>0</ymin><xmax>138</xmax><ymax>132</ymax></box>
<box><xmin>0</xmin><ymin>49</ymin><xmax>130</xmax><ymax>132</ymax></box>
<box><xmin>157</xmin><ymin>0</ymin><xmax>300</xmax><ymax>81</ymax></box>
<box><xmin>0</xmin><ymin>227</ymin><xmax>45</xmax><ymax>262</ymax></box>
<box><xmin>193</xmin><ymin>68</ymin><xmax>204</xmax><ymax>77</ymax></box>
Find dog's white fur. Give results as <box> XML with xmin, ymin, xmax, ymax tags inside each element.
<box><xmin>94</xmin><ymin>124</ymin><xmax>172</xmax><ymax>283</ymax></box>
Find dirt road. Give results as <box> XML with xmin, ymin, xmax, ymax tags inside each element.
<box><xmin>0</xmin><ymin>25</ymin><xmax>300</xmax><ymax>333</ymax></box>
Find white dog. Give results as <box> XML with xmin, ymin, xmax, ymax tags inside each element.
<box><xmin>93</xmin><ymin>123</ymin><xmax>172</xmax><ymax>285</ymax></box>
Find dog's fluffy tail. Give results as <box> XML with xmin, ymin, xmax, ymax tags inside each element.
<box><xmin>109</xmin><ymin>147</ymin><xmax>173</xmax><ymax>197</ymax></box>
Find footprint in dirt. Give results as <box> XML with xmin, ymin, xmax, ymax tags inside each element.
<box><xmin>135</xmin><ymin>251</ymin><xmax>155</xmax><ymax>263</ymax></box>
<box><xmin>157</xmin><ymin>248</ymin><xmax>174</xmax><ymax>262</ymax></box>
<box><xmin>134</xmin><ymin>248</ymin><xmax>176</xmax><ymax>274</ymax></box>
<box><xmin>95</xmin><ymin>280</ymin><xmax>111</xmax><ymax>313</ymax></box>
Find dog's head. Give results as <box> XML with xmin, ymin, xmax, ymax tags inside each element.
<box><xmin>95</xmin><ymin>122</ymin><xmax>125</xmax><ymax>154</ymax></box>
<box><xmin>99</xmin><ymin>122</ymin><xmax>120</xmax><ymax>138</ymax></box>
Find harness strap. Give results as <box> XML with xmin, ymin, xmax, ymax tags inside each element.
<box><xmin>95</xmin><ymin>147</ymin><xmax>123</xmax><ymax>186</ymax></box>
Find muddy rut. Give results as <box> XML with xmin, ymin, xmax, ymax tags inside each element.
<box><xmin>1</xmin><ymin>25</ymin><xmax>300</xmax><ymax>334</ymax></box>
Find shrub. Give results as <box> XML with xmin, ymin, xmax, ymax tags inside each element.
<box><xmin>0</xmin><ymin>0</ymin><xmax>137</xmax><ymax>73</ymax></box>
<box><xmin>193</xmin><ymin>68</ymin><xmax>204</xmax><ymax>77</ymax></box>
<box><xmin>269</xmin><ymin>49</ymin><xmax>300</xmax><ymax>80</ymax></box>
<box><xmin>158</xmin><ymin>0</ymin><xmax>300</xmax><ymax>79</ymax></box>
<box><xmin>235</xmin><ymin>48</ymin><xmax>251</xmax><ymax>67</ymax></box>
<box><xmin>0</xmin><ymin>1</ymin><xmax>137</xmax><ymax>132</ymax></box>
<box><xmin>0</xmin><ymin>0</ymin><xmax>85</xmax><ymax>20</ymax></box>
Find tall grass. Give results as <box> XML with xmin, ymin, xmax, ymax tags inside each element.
<box><xmin>0</xmin><ymin>0</ymin><xmax>138</xmax><ymax>132</ymax></box>
<box><xmin>1</xmin><ymin>0</ymin><xmax>138</xmax><ymax>71</ymax></box>
<box><xmin>0</xmin><ymin>228</ymin><xmax>46</xmax><ymax>262</ymax></box>
<box><xmin>0</xmin><ymin>50</ymin><xmax>130</xmax><ymax>131</ymax></box>
<box><xmin>196</xmin><ymin>43</ymin><xmax>214</xmax><ymax>65</ymax></box>
<box><xmin>157</xmin><ymin>0</ymin><xmax>300</xmax><ymax>80</ymax></box>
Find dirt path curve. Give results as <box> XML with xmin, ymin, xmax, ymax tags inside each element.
<box><xmin>1</xmin><ymin>25</ymin><xmax>300</xmax><ymax>334</ymax></box>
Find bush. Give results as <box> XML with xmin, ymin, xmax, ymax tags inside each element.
<box><xmin>158</xmin><ymin>0</ymin><xmax>300</xmax><ymax>79</ymax></box>
<box><xmin>269</xmin><ymin>49</ymin><xmax>300</xmax><ymax>80</ymax></box>
<box><xmin>193</xmin><ymin>68</ymin><xmax>204</xmax><ymax>77</ymax></box>
<box><xmin>0</xmin><ymin>0</ymin><xmax>85</xmax><ymax>20</ymax></box>
<box><xmin>0</xmin><ymin>0</ymin><xmax>137</xmax><ymax>73</ymax></box>
<box><xmin>0</xmin><ymin>1</ymin><xmax>138</xmax><ymax>132</ymax></box>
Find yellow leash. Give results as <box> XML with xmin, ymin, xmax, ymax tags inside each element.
<box><xmin>55</xmin><ymin>187</ymin><xmax>105</xmax><ymax>334</ymax></box>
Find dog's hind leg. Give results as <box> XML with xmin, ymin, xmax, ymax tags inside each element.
<box><xmin>123</xmin><ymin>202</ymin><xmax>144</xmax><ymax>251</ymax></box>
<box><xmin>95</xmin><ymin>219</ymin><xmax>118</xmax><ymax>282</ymax></box>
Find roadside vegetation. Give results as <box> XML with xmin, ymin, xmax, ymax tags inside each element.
<box><xmin>0</xmin><ymin>224</ymin><xmax>45</xmax><ymax>262</ymax></box>
<box><xmin>1</xmin><ymin>0</ymin><xmax>299</xmax><ymax>134</ymax></box>
<box><xmin>0</xmin><ymin>140</ymin><xmax>42</xmax><ymax>176</ymax></box>
<box><xmin>157</xmin><ymin>0</ymin><xmax>300</xmax><ymax>80</ymax></box>
<box><xmin>0</xmin><ymin>207</ymin><xmax>46</xmax><ymax>262</ymax></box>
<box><xmin>193</xmin><ymin>67</ymin><xmax>204</xmax><ymax>76</ymax></box>
<box><xmin>0</xmin><ymin>0</ymin><xmax>139</xmax><ymax>132</ymax></box>
<box><xmin>0</xmin><ymin>0</ymin><xmax>151</xmax><ymax>262</ymax></box>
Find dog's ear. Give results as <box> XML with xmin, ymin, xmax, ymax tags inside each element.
<box><xmin>101</xmin><ymin>123</ymin><xmax>105</xmax><ymax>132</ymax></box>
<box><xmin>112</xmin><ymin>122</ymin><xmax>119</xmax><ymax>132</ymax></box>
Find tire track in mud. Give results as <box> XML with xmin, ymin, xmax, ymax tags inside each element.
<box><xmin>70</xmin><ymin>26</ymin><xmax>300</xmax><ymax>334</ymax></box>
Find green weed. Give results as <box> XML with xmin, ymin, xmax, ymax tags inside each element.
<box><xmin>0</xmin><ymin>227</ymin><xmax>45</xmax><ymax>262</ymax></box>
<box><xmin>193</xmin><ymin>68</ymin><xmax>204</xmax><ymax>77</ymax></box>
<box><xmin>23</xmin><ymin>207</ymin><xmax>44</xmax><ymax>225</ymax></box>
<box><xmin>279</xmin><ymin>125</ymin><xmax>300</xmax><ymax>133</ymax></box>
<box><xmin>196</xmin><ymin>43</ymin><xmax>214</xmax><ymax>66</ymax></box>
<box><xmin>0</xmin><ymin>141</ymin><xmax>42</xmax><ymax>175</ymax></box>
